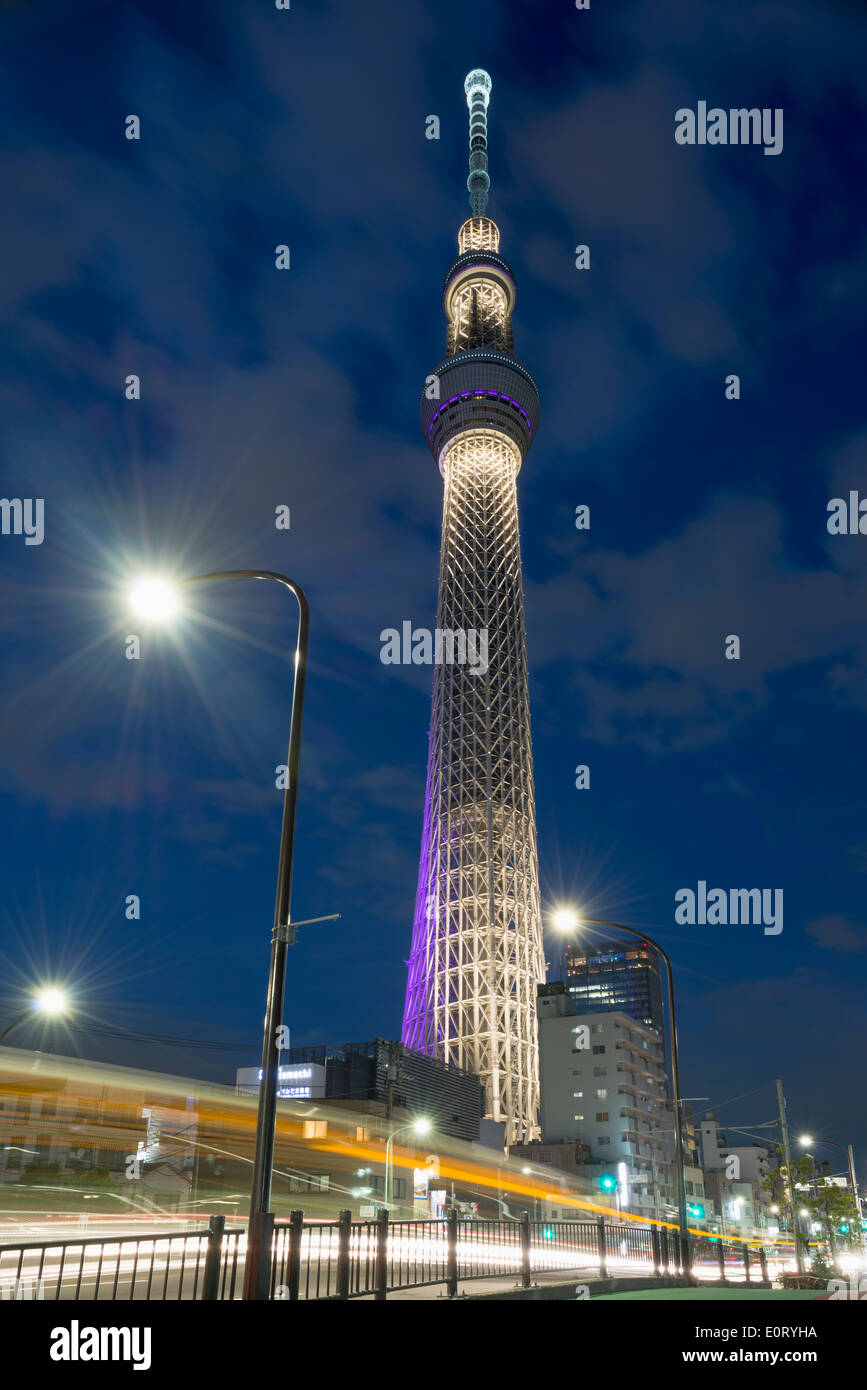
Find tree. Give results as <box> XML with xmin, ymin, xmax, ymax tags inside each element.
<box><xmin>764</xmin><ymin>1149</ymin><xmax>859</xmax><ymax>1255</ymax></box>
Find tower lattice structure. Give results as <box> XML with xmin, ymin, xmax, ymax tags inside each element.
<box><xmin>402</xmin><ymin>70</ymin><xmax>545</xmax><ymax>1144</ymax></box>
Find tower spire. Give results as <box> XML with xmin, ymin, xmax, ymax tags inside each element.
<box><xmin>464</xmin><ymin>69</ymin><xmax>492</xmax><ymax>215</ymax></box>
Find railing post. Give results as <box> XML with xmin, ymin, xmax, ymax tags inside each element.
<box><xmin>596</xmin><ymin>1215</ymin><xmax>607</xmax><ymax>1278</ymax></box>
<box><xmin>759</xmin><ymin>1245</ymin><xmax>769</xmax><ymax>1285</ymax></box>
<box><xmin>650</xmin><ymin>1224</ymin><xmax>661</xmax><ymax>1276</ymax></box>
<box><xmin>681</xmin><ymin>1226</ymin><xmax>692</xmax><ymax>1277</ymax></box>
<box><xmin>717</xmin><ymin>1236</ymin><xmax>727</xmax><ymax>1285</ymax></box>
<box><xmin>519</xmin><ymin>1213</ymin><xmax>531</xmax><ymax>1289</ymax></box>
<box><xmin>258</xmin><ymin>1211</ymin><xmax>275</xmax><ymax>1300</ymax></box>
<box><xmin>201</xmin><ymin>1214</ymin><xmax>225</xmax><ymax>1301</ymax></box>
<box><xmin>286</xmin><ymin>1209</ymin><xmax>303</xmax><ymax>1301</ymax></box>
<box><xmin>742</xmin><ymin>1242</ymin><xmax>751</xmax><ymax>1285</ymax></box>
<box><xmin>660</xmin><ymin>1225</ymin><xmax>669</xmax><ymax>1272</ymax></box>
<box><xmin>335</xmin><ymin>1209</ymin><xmax>352</xmax><ymax>1300</ymax></box>
<box><xmin>446</xmin><ymin>1209</ymin><xmax>459</xmax><ymax>1297</ymax></box>
<box><xmin>374</xmin><ymin>1206</ymin><xmax>389</xmax><ymax>1302</ymax></box>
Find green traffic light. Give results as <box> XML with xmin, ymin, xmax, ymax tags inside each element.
<box><xmin>600</xmin><ymin>1176</ymin><xmax>616</xmax><ymax>1190</ymax></box>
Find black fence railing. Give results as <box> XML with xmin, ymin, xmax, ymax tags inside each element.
<box><xmin>0</xmin><ymin>1227</ymin><xmax>213</xmax><ymax>1301</ymax></box>
<box><xmin>0</xmin><ymin>1213</ymin><xmax>773</xmax><ymax>1301</ymax></box>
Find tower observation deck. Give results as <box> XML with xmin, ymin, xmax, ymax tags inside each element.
<box><xmin>402</xmin><ymin>70</ymin><xmax>545</xmax><ymax>1144</ymax></box>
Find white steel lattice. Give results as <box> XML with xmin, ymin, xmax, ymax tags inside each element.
<box><xmin>402</xmin><ymin>430</ymin><xmax>545</xmax><ymax>1143</ymax></box>
<box><xmin>458</xmin><ymin>217</ymin><xmax>500</xmax><ymax>253</ymax></box>
<box><xmin>447</xmin><ymin>282</ymin><xmax>511</xmax><ymax>356</ymax></box>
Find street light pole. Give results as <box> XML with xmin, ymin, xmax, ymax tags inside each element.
<box><xmin>0</xmin><ymin>1013</ymin><xmax>29</xmax><ymax>1045</ymax></box>
<box><xmin>0</xmin><ymin>989</ymin><xmax>70</xmax><ymax>1044</ymax></box>
<box><xmin>800</xmin><ymin>1136</ymin><xmax>862</xmax><ymax>1253</ymax></box>
<box><xmin>776</xmin><ymin>1079</ymin><xmax>803</xmax><ymax>1273</ymax></box>
<box><xmin>563</xmin><ymin>917</ymin><xmax>691</xmax><ymax>1274</ymax></box>
<box><xmin>384</xmin><ymin>1119</ymin><xmax>430</xmax><ymax>1209</ymax></box>
<box><xmin>179</xmin><ymin>571</ymin><xmax>309</xmax><ymax>1302</ymax></box>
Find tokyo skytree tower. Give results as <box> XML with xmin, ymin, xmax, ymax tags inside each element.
<box><xmin>402</xmin><ymin>70</ymin><xmax>545</xmax><ymax>1143</ymax></box>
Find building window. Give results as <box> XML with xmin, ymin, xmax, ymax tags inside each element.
<box><xmin>302</xmin><ymin>1120</ymin><xmax>327</xmax><ymax>1139</ymax></box>
<box><xmin>595</xmin><ymin>1089</ymin><xmax>607</xmax><ymax>1100</ymax></box>
<box><xmin>592</xmin><ymin>1067</ymin><xmax>607</xmax><ymax>1077</ymax></box>
<box><xmin>573</xmin><ymin>1091</ymin><xmax>583</xmax><ymax>1098</ymax></box>
<box><xmin>598</xmin><ymin>1137</ymin><xmax>610</xmax><ymax>1146</ymax></box>
<box><xmin>574</xmin><ymin>1114</ymin><xmax>584</xmax><ymax>1121</ymax></box>
<box><xmin>596</xmin><ymin>1113</ymin><xmax>609</xmax><ymax>1122</ymax></box>
<box><xmin>592</xmin><ymin>1045</ymin><xmax>606</xmax><ymax>1055</ymax></box>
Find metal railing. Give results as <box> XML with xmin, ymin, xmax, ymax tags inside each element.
<box><xmin>0</xmin><ymin>1213</ymin><xmax>773</xmax><ymax>1301</ymax></box>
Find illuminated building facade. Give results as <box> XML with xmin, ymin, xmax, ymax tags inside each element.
<box><xmin>402</xmin><ymin>71</ymin><xmax>545</xmax><ymax>1144</ymax></box>
<box><xmin>564</xmin><ymin>937</ymin><xmax>665</xmax><ymax>1033</ymax></box>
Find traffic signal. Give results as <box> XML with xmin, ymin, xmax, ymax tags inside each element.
<box><xmin>860</xmin><ymin>1219</ymin><xmax>867</xmax><ymax>1232</ymax></box>
<box><xmin>838</xmin><ymin>1222</ymin><xmax>850</xmax><ymax>1235</ymax></box>
<box><xmin>600</xmin><ymin>1174</ymin><xmax>617</xmax><ymax>1191</ymax></box>
<box><xmin>687</xmin><ymin>1202</ymin><xmax>705</xmax><ymax>1219</ymax></box>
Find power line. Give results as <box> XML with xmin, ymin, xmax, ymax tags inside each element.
<box><xmin>0</xmin><ymin>1011</ymin><xmax>258</xmax><ymax>1053</ymax></box>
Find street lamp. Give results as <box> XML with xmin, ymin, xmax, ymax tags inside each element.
<box><xmin>552</xmin><ymin>911</ymin><xmax>691</xmax><ymax>1273</ymax></box>
<box><xmin>128</xmin><ymin>569</ymin><xmax>309</xmax><ymax>1300</ymax></box>
<box><xmin>384</xmin><ymin>1118</ymin><xmax>431</xmax><ymax>1210</ymax></box>
<box><xmin>521</xmin><ymin>1166</ymin><xmax>544</xmax><ymax>1221</ymax></box>
<box><xmin>798</xmin><ymin>1135</ymin><xmax>862</xmax><ymax>1242</ymax></box>
<box><xmin>0</xmin><ymin>987</ymin><xmax>70</xmax><ymax>1044</ymax></box>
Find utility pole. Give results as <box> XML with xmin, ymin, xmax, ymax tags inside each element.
<box><xmin>846</xmin><ymin>1144</ymin><xmax>863</xmax><ymax>1246</ymax></box>
<box><xmin>386</xmin><ymin>1040</ymin><xmax>401</xmax><ymax>1121</ymax></box>
<box><xmin>776</xmin><ymin>1078</ymin><xmax>803</xmax><ymax>1273</ymax></box>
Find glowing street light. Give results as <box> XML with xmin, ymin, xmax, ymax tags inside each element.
<box><xmin>128</xmin><ymin>575</ymin><xmax>181</xmax><ymax>622</ymax></box>
<box><xmin>0</xmin><ymin>986</ymin><xmax>70</xmax><ymax>1044</ymax></box>
<box><xmin>385</xmin><ymin>1118</ymin><xmax>431</xmax><ymax>1209</ymax></box>
<box><xmin>798</xmin><ymin>1134</ymin><xmax>863</xmax><ymax>1245</ymax></box>
<box><xmin>552</xmin><ymin>909</ymin><xmax>691</xmax><ymax>1273</ymax></box>
<box><xmin>127</xmin><ymin>567</ymin><xmax>311</xmax><ymax>1301</ymax></box>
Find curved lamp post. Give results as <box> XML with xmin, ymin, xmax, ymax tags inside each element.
<box><xmin>130</xmin><ymin>569</ymin><xmax>309</xmax><ymax>1300</ymax></box>
<box><xmin>799</xmin><ymin>1135</ymin><xmax>862</xmax><ymax>1251</ymax></box>
<box><xmin>384</xmin><ymin>1117</ymin><xmax>431</xmax><ymax>1210</ymax></box>
<box><xmin>551</xmin><ymin>912</ymin><xmax>691</xmax><ymax>1273</ymax></box>
<box><xmin>0</xmin><ymin>988</ymin><xmax>69</xmax><ymax>1044</ymax></box>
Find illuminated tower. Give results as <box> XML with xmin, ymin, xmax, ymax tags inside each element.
<box><xmin>402</xmin><ymin>70</ymin><xmax>545</xmax><ymax>1143</ymax></box>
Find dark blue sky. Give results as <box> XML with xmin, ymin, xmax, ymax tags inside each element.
<box><xmin>1</xmin><ymin>0</ymin><xmax>865</xmax><ymax>1169</ymax></box>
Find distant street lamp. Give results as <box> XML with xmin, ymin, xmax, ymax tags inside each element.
<box><xmin>798</xmin><ymin>1135</ymin><xmax>862</xmax><ymax>1243</ymax></box>
<box><xmin>384</xmin><ymin>1118</ymin><xmax>431</xmax><ymax>1209</ymax></box>
<box><xmin>552</xmin><ymin>911</ymin><xmax>691</xmax><ymax>1273</ymax></box>
<box><xmin>128</xmin><ymin>569</ymin><xmax>309</xmax><ymax>1301</ymax></box>
<box><xmin>521</xmin><ymin>1166</ymin><xmax>543</xmax><ymax>1221</ymax></box>
<box><xmin>0</xmin><ymin>987</ymin><xmax>70</xmax><ymax>1044</ymax></box>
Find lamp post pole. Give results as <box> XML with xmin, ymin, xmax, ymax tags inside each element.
<box><xmin>180</xmin><ymin>571</ymin><xmax>309</xmax><ymax>1302</ymax></box>
<box><xmin>572</xmin><ymin>918</ymin><xmax>691</xmax><ymax>1274</ymax></box>
<box><xmin>803</xmin><ymin>1138</ymin><xmax>861</xmax><ymax>1251</ymax></box>
<box><xmin>0</xmin><ymin>1013</ymin><xmax>30</xmax><ymax>1045</ymax></box>
<box><xmin>385</xmin><ymin>1122</ymin><xmax>420</xmax><ymax>1210</ymax></box>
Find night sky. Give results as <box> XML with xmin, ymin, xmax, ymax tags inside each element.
<box><xmin>1</xmin><ymin>1</ymin><xmax>865</xmax><ymax>1171</ymax></box>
